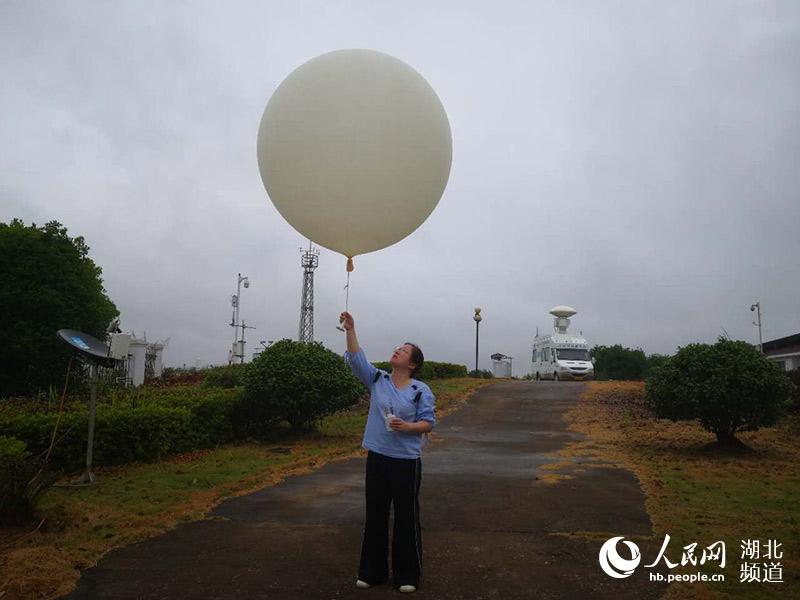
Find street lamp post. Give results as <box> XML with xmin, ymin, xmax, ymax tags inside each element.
<box><xmin>750</xmin><ymin>302</ymin><xmax>763</xmax><ymax>354</ymax></box>
<box><xmin>473</xmin><ymin>307</ymin><xmax>482</xmax><ymax>374</ymax></box>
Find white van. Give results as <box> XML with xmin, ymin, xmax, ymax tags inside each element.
<box><xmin>531</xmin><ymin>306</ymin><xmax>594</xmax><ymax>381</ymax></box>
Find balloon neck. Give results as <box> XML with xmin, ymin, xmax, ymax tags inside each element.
<box><xmin>346</xmin><ymin>257</ymin><xmax>354</xmax><ymax>272</ymax></box>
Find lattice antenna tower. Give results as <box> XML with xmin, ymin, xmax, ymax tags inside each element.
<box><xmin>298</xmin><ymin>241</ymin><xmax>320</xmax><ymax>342</ymax></box>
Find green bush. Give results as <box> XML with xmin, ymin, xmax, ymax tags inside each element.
<box><xmin>644</xmin><ymin>353</ymin><xmax>671</xmax><ymax>378</ymax></box>
<box><xmin>242</xmin><ymin>339</ymin><xmax>363</xmax><ymax>430</ymax></box>
<box><xmin>372</xmin><ymin>360</ymin><xmax>468</xmax><ymax>380</ymax></box>
<box><xmin>785</xmin><ymin>368</ymin><xmax>800</xmax><ymax>414</ymax></box>
<box><xmin>468</xmin><ymin>369</ymin><xmax>494</xmax><ymax>379</ymax></box>
<box><xmin>0</xmin><ymin>435</ymin><xmax>27</xmax><ymax>457</ymax></box>
<box><xmin>0</xmin><ymin>388</ymin><xmax>245</xmax><ymax>472</ymax></box>
<box><xmin>0</xmin><ymin>435</ymin><xmax>60</xmax><ymax>525</ymax></box>
<box><xmin>201</xmin><ymin>364</ymin><xmax>244</xmax><ymax>389</ymax></box>
<box><xmin>644</xmin><ymin>337</ymin><xmax>794</xmax><ymax>444</ymax></box>
<box><xmin>590</xmin><ymin>345</ymin><xmax>672</xmax><ymax>381</ymax></box>
<box><xmin>1</xmin><ymin>435</ymin><xmax>34</xmax><ymax>524</ymax></box>
<box><xmin>591</xmin><ymin>345</ymin><xmax>648</xmax><ymax>380</ymax></box>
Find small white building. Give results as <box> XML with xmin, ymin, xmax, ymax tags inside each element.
<box><xmin>126</xmin><ymin>334</ymin><xmax>166</xmax><ymax>386</ymax></box>
<box><xmin>490</xmin><ymin>353</ymin><xmax>513</xmax><ymax>378</ymax></box>
<box><xmin>763</xmin><ymin>333</ymin><xmax>800</xmax><ymax>372</ymax></box>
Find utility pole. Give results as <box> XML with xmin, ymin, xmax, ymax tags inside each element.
<box><xmin>750</xmin><ymin>302</ymin><xmax>763</xmax><ymax>354</ymax></box>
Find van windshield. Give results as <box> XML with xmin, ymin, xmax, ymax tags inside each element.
<box><xmin>556</xmin><ymin>348</ymin><xmax>590</xmax><ymax>361</ymax></box>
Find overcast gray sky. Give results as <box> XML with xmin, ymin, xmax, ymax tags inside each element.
<box><xmin>2</xmin><ymin>1</ymin><xmax>798</xmax><ymax>375</ymax></box>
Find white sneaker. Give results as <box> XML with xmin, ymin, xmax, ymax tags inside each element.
<box><xmin>399</xmin><ymin>584</ymin><xmax>417</xmax><ymax>593</ymax></box>
<box><xmin>356</xmin><ymin>579</ymin><xmax>371</xmax><ymax>589</ymax></box>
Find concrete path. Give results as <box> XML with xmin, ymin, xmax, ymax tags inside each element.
<box><xmin>60</xmin><ymin>381</ymin><xmax>669</xmax><ymax>599</ymax></box>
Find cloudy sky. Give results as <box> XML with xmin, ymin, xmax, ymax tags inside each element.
<box><xmin>2</xmin><ymin>1</ymin><xmax>798</xmax><ymax>375</ymax></box>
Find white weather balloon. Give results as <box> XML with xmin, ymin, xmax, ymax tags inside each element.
<box><xmin>256</xmin><ymin>49</ymin><xmax>452</xmax><ymax>271</ymax></box>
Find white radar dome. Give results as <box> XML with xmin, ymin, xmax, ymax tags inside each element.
<box><xmin>549</xmin><ymin>305</ymin><xmax>577</xmax><ymax>318</ymax></box>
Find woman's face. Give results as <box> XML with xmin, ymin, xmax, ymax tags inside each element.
<box><xmin>390</xmin><ymin>343</ymin><xmax>417</xmax><ymax>373</ymax></box>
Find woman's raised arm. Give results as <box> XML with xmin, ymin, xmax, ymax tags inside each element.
<box><xmin>341</xmin><ymin>312</ymin><xmax>378</xmax><ymax>387</ymax></box>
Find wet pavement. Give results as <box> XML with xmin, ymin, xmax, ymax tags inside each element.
<box><xmin>59</xmin><ymin>380</ymin><xmax>670</xmax><ymax>599</ymax></box>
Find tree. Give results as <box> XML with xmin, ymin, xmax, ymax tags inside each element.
<box><xmin>644</xmin><ymin>337</ymin><xmax>793</xmax><ymax>445</ymax></box>
<box><xmin>241</xmin><ymin>339</ymin><xmax>363</xmax><ymax>430</ymax></box>
<box><xmin>644</xmin><ymin>353</ymin><xmax>670</xmax><ymax>378</ymax></box>
<box><xmin>0</xmin><ymin>219</ymin><xmax>119</xmax><ymax>397</ymax></box>
<box><xmin>590</xmin><ymin>344</ymin><xmax>648</xmax><ymax>380</ymax></box>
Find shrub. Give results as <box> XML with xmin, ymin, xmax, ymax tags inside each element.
<box><xmin>0</xmin><ymin>435</ymin><xmax>59</xmax><ymax>525</ymax></box>
<box><xmin>201</xmin><ymin>364</ymin><xmax>244</xmax><ymax>389</ymax></box>
<box><xmin>145</xmin><ymin>368</ymin><xmax>204</xmax><ymax>387</ymax></box>
<box><xmin>372</xmin><ymin>360</ymin><xmax>468</xmax><ymax>380</ymax></box>
<box><xmin>644</xmin><ymin>353</ymin><xmax>671</xmax><ymax>378</ymax></box>
<box><xmin>242</xmin><ymin>339</ymin><xmax>363</xmax><ymax>430</ymax></box>
<box><xmin>644</xmin><ymin>337</ymin><xmax>793</xmax><ymax>444</ymax></box>
<box><xmin>591</xmin><ymin>345</ymin><xmax>648</xmax><ymax>381</ymax></box>
<box><xmin>0</xmin><ymin>388</ymin><xmax>245</xmax><ymax>471</ymax></box>
<box><xmin>785</xmin><ymin>368</ymin><xmax>800</xmax><ymax>414</ymax></box>
<box><xmin>468</xmin><ymin>369</ymin><xmax>494</xmax><ymax>379</ymax></box>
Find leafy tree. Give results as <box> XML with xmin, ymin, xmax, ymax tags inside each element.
<box><xmin>644</xmin><ymin>353</ymin><xmax>671</xmax><ymax>378</ymax></box>
<box><xmin>0</xmin><ymin>219</ymin><xmax>119</xmax><ymax>397</ymax></box>
<box><xmin>200</xmin><ymin>364</ymin><xmax>244</xmax><ymax>389</ymax></box>
<box><xmin>590</xmin><ymin>344</ymin><xmax>648</xmax><ymax>380</ymax></box>
<box><xmin>644</xmin><ymin>337</ymin><xmax>793</xmax><ymax>444</ymax></box>
<box><xmin>241</xmin><ymin>339</ymin><xmax>363</xmax><ymax>430</ymax></box>
<box><xmin>786</xmin><ymin>368</ymin><xmax>800</xmax><ymax>414</ymax></box>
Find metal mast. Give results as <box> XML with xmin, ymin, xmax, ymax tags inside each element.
<box><xmin>751</xmin><ymin>301</ymin><xmax>763</xmax><ymax>353</ymax></box>
<box><xmin>229</xmin><ymin>273</ymin><xmax>250</xmax><ymax>364</ymax></box>
<box><xmin>298</xmin><ymin>241</ymin><xmax>320</xmax><ymax>342</ymax></box>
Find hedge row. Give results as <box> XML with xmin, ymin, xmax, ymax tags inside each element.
<box><xmin>0</xmin><ymin>358</ymin><xmax>468</xmax><ymax>475</ymax></box>
<box><xmin>372</xmin><ymin>360</ymin><xmax>467</xmax><ymax>380</ymax></box>
<box><xmin>0</xmin><ymin>388</ymin><xmax>259</xmax><ymax>473</ymax></box>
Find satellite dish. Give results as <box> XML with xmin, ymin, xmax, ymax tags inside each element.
<box><xmin>57</xmin><ymin>329</ymin><xmax>119</xmax><ymax>368</ymax></box>
<box><xmin>549</xmin><ymin>305</ymin><xmax>577</xmax><ymax>318</ymax></box>
<box><xmin>56</xmin><ymin>328</ymin><xmax>126</xmax><ymax>486</ymax></box>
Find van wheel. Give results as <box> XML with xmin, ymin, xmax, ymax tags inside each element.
<box><xmin>553</xmin><ymin>373</ymin><xmax>559</xmax><ymax>381</ymax></box>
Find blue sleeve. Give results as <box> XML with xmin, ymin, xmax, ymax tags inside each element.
<box><xmin>343</xmin><ymin>347</ymin><xmax>378</xmax><ymax>388</ymax></box>
<box><xmin>417</xmin><ymin>387</ymin><xmax>436</xmax><ymax>429</ymax></box>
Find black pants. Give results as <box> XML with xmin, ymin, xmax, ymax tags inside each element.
<box><xmin>358</xmin><ymin>449</ymin><xmax>423</xmax><ymax>588</ymax></box>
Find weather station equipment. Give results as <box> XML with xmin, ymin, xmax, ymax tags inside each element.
<box><xmin>229</xmin><ymin>273</ymin><xmax>255</xmax><ymax>364</ymax></box>
<box><xmin>56</xmin><ymin>328</ymin><xmax>130</xmax><ymax>484</ymax></box>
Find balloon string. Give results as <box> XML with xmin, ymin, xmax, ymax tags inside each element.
<box><xmin>345</xmin><ymin>270</ymin><xmax>350</xmax><ymax>312</ymax></box>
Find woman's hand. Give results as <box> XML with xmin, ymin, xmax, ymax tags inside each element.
<box><xmin>388</xmin><ymin>417</ymin><xmax>411</xmax><ymax>432</ymax></box>
<box><xmin>339</xmin><ymin>311</ymin><xmax>354</xmax><ymax>331</ymax></box>
<box><xmin>389</xmin><ymin>417</ymin><xmax>417</xmax><ymax>432</ymax></box>
<box><xmin>389</xmin><ymin>419</ymin><xmax>432</xmax><ymax>434</ymax></box>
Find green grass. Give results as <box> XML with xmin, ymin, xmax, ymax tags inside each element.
<box><xmin>565</xmin><ymin>381</ymin><xmax>800</xmax><ymax>600</ymax></box>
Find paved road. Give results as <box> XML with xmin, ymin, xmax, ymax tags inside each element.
<box><xmin>60</xmin><ymin>381</ymin><xmax>669</xmax><ymax>599</ymax></box>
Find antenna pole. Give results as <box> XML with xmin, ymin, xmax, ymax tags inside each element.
<box><xmin>298</xmin><ymin>242</ymin><xmax>320</xmax><ymax>342</ymax></box>
<box><xmin>751</xmin><ymin>302</ymin><xmax>763</xmax><ymax>353</ymax></box>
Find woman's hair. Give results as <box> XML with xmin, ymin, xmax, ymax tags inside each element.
<box><xmin>404</xmin><ymin>342</ymin><xmax>424</xmax><ymax>378</ymax></box>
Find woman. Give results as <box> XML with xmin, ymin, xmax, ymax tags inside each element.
<box><xmin>339</xmin><ymin>311</ymin><xmax>436</xmax><ymax>594</ymax></box>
